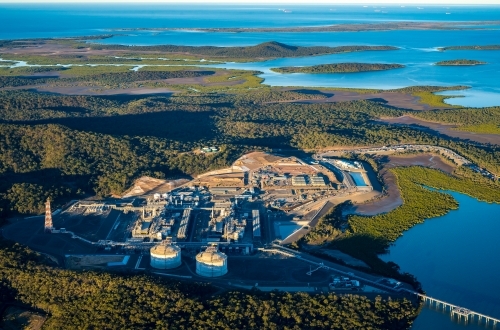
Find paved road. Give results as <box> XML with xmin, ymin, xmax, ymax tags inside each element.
<box><xmin>280</xmin><ymin>201</ymin><xmax>334</xmax><ymax>245</ymax></box>
<box><xmin>268</xmin><ymin>245</ymin><xmax>413</xmax><ymax>295</ymax></box>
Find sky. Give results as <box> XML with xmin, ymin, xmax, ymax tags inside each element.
<box><xmin>1</xmin><ymin>0</ymin><xmax>499</xmax><ymax>4</ymax></box>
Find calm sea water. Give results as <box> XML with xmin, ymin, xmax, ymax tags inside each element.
<box><xmin>1</xmin><ymin>4</ymin><xmax>500</xmax><ymax>39</ymax></box>
<box><xmin>1</xmin><ymin>5</ymin><xmax>500</xmax><ymax>107</ymax></box>
<box><xmin>1</xmin><ymin>5</ymin><xmax>500</xmax><ymax>328</ymax></box>
<box><xmin>1</xmin><ymin>4</ymin><xmax>500</xmax><ymax>106</ymax></box>
<box><xmin>381</xmin><ymin>191</ymin><xmax>500</xmax><ymax>329</ymax></box>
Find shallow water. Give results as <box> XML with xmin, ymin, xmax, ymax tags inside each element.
<box><xmin>381</xmin><ymin>191</ymin><xmax>500</xmax><ymax>329</ymax></box>
<box><xmin>1</xmin><ymin>5</ymin><xmax>500</xmax><ymax>106</ymax></box>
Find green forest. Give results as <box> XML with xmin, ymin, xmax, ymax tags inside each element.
<box><xmin>0</xmin><ymin>38</ymin><xmax>398</xmax><ymax>65</ymax></box>
<box><xmin>88</xmin><ymin>41</ymin><xmax>399</xmax><ymax>60</ymax></box>
<box><xmin>439</xmin><ymin>45</ymin><xmax>500</xmax><ymax>51</ymax></box>
<box><xmin>1</xmin><ymin>81</ymin><xmax>500</xmax><ymax>218</ymax></box>
<box><xmin>435</xmin><ymin>59</ymin><xmax>486</xmax><ymax>66</ymax></box>
<box><xmin>409</xmin><ymin>106</ymin><xmax>500</xmax><ymax>134</ymax></box>
<box><xmin>0</xmin><ymin>240</ymin><xmax>417</xmax><ymax>329</ymax></box>
<box><xmin>271</xmin><ymin>63</ymin><xmax>405</xmax><ymax>74</ymax></box>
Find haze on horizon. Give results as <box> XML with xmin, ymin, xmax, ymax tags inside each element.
<box><xmin>1</xmin><ymin>0</ymin><xmax>499</xmax><ymax>4</ymax></box>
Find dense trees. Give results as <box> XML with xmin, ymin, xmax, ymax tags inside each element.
<box><xmin>0</xmin><ymin>240</ymin><xmax>418</xmax><ymax>329</ymax></box>
<box><xmin>0</xmin><ymin>123</ymin><xmax>247</xmax><ymax>210</ymax></box>
<box><xmin>439</xmin><ymin>45</ymin><xmax>500</xmax><ymax>51</ymax></box>
<box><xmin>68</xmin><ymin>69</ymin><xmax>213</xmax><ymax>85</ymax></box>
<box><xmin>89</xmin><ymin>41</ymin><xmax>399</xmax><ymax>60</ymax></box>
<box><xmin>411</xmin><ymin>106</ymin><xmax>500</xmax><ymax>125</ymax></box>
<box><xmin>302</xmin><ymin>202</ymin><xmax>349</xmax><ymax>245</ymax></box>
<box><xmin>0</xmin><ymin>75</ymin><xmax>56</xmax><ymax>88</ymax></box>
<box><xmin>1</xmin><ymin>84</ymin><xmax>499</xmax><ymax>217</ymax></box>
<box><xmin>409</xmin><ymin>106</ymin><xmax>500</xmax><ymax>133</ymax></box>
<box><xmin>1</xmin><ymin>41</ymin><xmax>397</xmax><ymax>64</ymax></box>
<box><xmin>435</xmin><ymin>59</ymin><xmax>486</xmax><ymax>66</ymax></box>
<box><xmin>271</xmin><ymin>63</ymin><xmax>405</xmax><ymax>74</ymax></box>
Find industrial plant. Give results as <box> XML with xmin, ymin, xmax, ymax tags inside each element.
<box><xmin>6</xmin><ymin>151</ymin><xmax>375</xmax><ymax>282</ymax></box>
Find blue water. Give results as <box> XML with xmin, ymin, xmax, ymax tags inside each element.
<box><xmin>2</xmin><ymin>4</ymin><xmax>500</xmax><ymax>40</ymax></box>
<box><xmin>1</xmin><ymin>4</ymin><xmax>500</xmax><ymax>106</ymax></box>
<box><xmin>350</xmin><ymin>172</ymin><xmax>368</xmax><ymax>186</ymax></box>
<box><xmin>381</xmin><ymin>191</ymin><xmax>500</xmax><ymax>329</ymax></box>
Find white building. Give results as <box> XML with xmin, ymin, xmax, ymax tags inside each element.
<box><xmin>150</xmin><ymin>241</ymin><xmax>182</xmax><ymax>269</ymax></box>
<box><xmin>196</xmin><ymin>245</ymin><xmax>228</xmax><ymax>277</ymax></box>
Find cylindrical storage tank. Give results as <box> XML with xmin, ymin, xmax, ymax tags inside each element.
<box><xmin>196</xmin><ymin>245</ymin><xmax>228</xmax><ymax>277</ymax></box>
<box><xmin>150</xmin><ymin>243</ymin><xmax>182</xmax><ymax>269</ymax></box>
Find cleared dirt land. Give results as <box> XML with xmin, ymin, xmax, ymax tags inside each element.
<box><xmin>1</xmin><ymin>307</ymin><xmax>46</xmax><ymax>330</ymax></box>
<box><xmin>122</xmin><ymin>176</ymin><xmax>190</xmax><ymax>198</ymax></box>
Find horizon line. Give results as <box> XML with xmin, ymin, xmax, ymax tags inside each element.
<box><xmin>1</xmin><ymin>1</ymin><xmax>500</xmax><ymax>4</ymax></box>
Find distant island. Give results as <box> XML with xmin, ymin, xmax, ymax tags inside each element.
<box><xmin>91</xmin><ymin>41</ymin><xmax>398</xmax><ymax>60</ymax></box>
<box><xmin>271</xmin><ymin>63</ymin><xmax>405</xmax><ymax>74</ymax></box>
<box><xmin>438</xmin><ymin>45</ymin><xmax>500</xmax><ymax>51</ymax></box>
<box><xmin>111</xmin><ymin>21</ymin><xmax>500</xmax><ymax>33</ymax></box>
<box><xmin>435</xmin><ymin>59</ymin><xmax>486</xmax><ymax>66</ymax></box>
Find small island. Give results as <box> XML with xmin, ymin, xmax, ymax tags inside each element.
<box><xmin>438</xmin><ymin>45</ymin><xmax>500</xmax><ymax>51</ymax></box>
<box><xmin>435</xmin><ymin>59</ymin><xmax>486</xmax><ymax>66</ymax></box>
<box><xmin>271</xmin><ymin>63</ymin><xmax>405</xmax><ymax>74</ymax></box>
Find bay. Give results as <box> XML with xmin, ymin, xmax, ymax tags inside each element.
<box><xmin>381</xmin><ymin>191</ymin><xmax>500</xmax><ymax>329</ymax></box>
<box><xmin>2</xmin><ymin>4</ymin><xmax>500</xmax><ymax>106</ymax></box>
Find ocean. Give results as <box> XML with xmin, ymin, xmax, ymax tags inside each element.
<box><xmin>2</xmin><ymin>4</ymin><xmax>500</xmax><ymax>106</ymax></box>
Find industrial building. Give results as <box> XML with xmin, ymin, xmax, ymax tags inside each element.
<box><xmin>47</xmin><ymin>152</ymin><xmax>342</xmax><ymax>258</ymax></box>
<box><xmin>223</xmin><ymin>217</ymin><xmax>246</xmax><ymax>242</ymax></box>
<box><xmin>209</xmin><ymin>187</ymin><xmax>241</xmax><ymax>195</ymax></box>
<box><xmin>291</xmin><ymin>175</ymin><xmax>308</xmax><ymax>187</ymax></box>
<box><xmin>310</xmin><ymin>175</ymin><xmax>326</xmax><ymax>187</ymax></box>
<box><xmin>196</xmin><ymin>245</ymin><xmax>228</xmax><ymax>277</ymax></box>
<box><xmin>202</xmin><ymin>202</ymin><xmax>249</xmax><ymax>243</ymax></box>
<box><xmin>291</xmin><ymin>175</ymin><xmax>326</xmax><ymax>187</ymax></box>
<box><xmin>177</xmin><ymin>209</ymin><xmax>192</xmax><ymax>240</ymax></box>
<box><xmin>150</xmin><ymin>240</ymin><xmax>182</xmax><ymax>269</ymax></box>
<box><xmin>252</xmin><ymin>210</ymin><xmax>261</xmax><ymax>238</ymax></box>
<box><xmin>131</xmin><ymin>207</ymin><xmax>179</xmax><ymax>240</ymax></box>
<box><xmin>131</xmin><ymin>208</ymin><xmax>157</xmax><ymax>238</ymax></box>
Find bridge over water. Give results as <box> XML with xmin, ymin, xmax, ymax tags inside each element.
<box><xmin>406</xmin><ymin>291</ymin><xmax>500</xmax><ymax>327</ymax></box>
<box><xmin>268</xmin><ymin>245</ymin><xmax>500</xmax><ymax>328</ymax></box>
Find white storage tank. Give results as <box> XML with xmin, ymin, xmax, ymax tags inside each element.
<box><xmin>150</xmin><ymin>240</ymin><xmax>182</xmax><ymax>269</ymax></box>
<box><xmin>196</xmin><ymin>245</ymin><xmax>228</xmax><ymax>277</ymax></box>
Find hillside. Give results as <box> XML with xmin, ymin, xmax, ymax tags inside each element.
<box><xmin>89</xmin><ymin>41</ymin><xmax>399</xmax><ymax>59</ymax></box>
